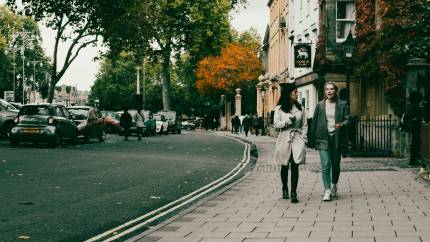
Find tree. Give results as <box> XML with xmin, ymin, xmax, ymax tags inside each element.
<box><xmin>6</xmin><ymin>0</ymin><xmax>103</xmax><ymax>103</ymax></box>
<box><xmin>355</xmin><ymin>0</ymin><xmax>430</xmax><ymax>116</ymax></box>
<box><xmin>196</xmin><ymin>42</ymin><xmax>262</xmax><ymax>96</ymax></box>
<box><xmin>0</xmin><ymin>5</ymin><xmax>51</xmax><ymax>101</ymax></box>
<box><xmin>99</xmin><ymin>0</ymin><xmax>242</xmax><ymax>111</ymax></box>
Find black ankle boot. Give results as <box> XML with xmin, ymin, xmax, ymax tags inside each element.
<box><xmin>282</xmin><ymin>190</ymin><xmax>289</xmax><ymax>199</ymax></box>
<box><xmin>291</xmin><ymin>192</ymin><xmax>298</xmax><ymax>203</ymax></box>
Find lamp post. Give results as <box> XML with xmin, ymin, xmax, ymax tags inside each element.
<box><xmin>342</xmin><ymin>31</ymin><xmax>355</xmax><ymax>112</ymax></box>
<box><xmin>4</xmin><ymin>46</ymin><xmax>18</xmax><ymax>102</ymax></box>
<box><xmin>260</xmin><ymin>86</ymin><xmax>266</xmax><ymax>135</ymax></box>
<box><xmin>27</xmin><ymin>60</ymin><xmax>43</xmax><ymax>103</ymax></box>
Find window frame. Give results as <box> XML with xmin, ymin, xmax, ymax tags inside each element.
<box><xmin>335</xmin><ymin>0</ymin><xmax>356</xmax><ymax>42</ymax></box>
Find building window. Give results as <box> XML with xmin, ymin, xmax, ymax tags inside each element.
<box><xmin>336</xmin><ymin>0</ymin><xmax>355</xmax><ymax>42</ymax></box>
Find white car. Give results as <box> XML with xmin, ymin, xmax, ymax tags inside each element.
<box><xmin>153</xmin><ymin>114</ymin><xmax>168</xmax><ymax>135</ymax></box>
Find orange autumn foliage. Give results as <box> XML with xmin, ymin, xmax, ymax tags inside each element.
<box><xmin>196</xmin><ymin>43</ymin><xmax>262</xmax><ymax>95</ymax></box>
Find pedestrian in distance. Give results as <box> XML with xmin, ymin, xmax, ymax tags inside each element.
<box><xmin>230</xmin><ymin>116</ymin><xmax>235</xmax><ymax>134</ymax></box>
<box><xmin>253</xmin><ymin>114</ymin><xmax>260</xmax><ymax>136</ymax></box>
<box><xmin>243</xmin><ymin>114</ymin><xmax>251</xmax><ymax>137</ymax></box>
<box><xmin>239</xmin><ymin>115</ymin><xmax>244</xmax><ymax>134</ymax></box>
<box><xmin>404</xmin><ymin>91</ymin><xmax>428</xmax><ymax>174</ymax></box>
<box><xmin>273</xmin><ymin>82</ymin><xmax>307</xmax><ymax>203</ymax></box>
<box><xmin>233</xmin><ymin>115</ymin><xmax>240</xmax><ymax>134</ymax></box>
<box><xmin>249</xmin><ymin>114</ymin><xmax>254</xmax><ymax>135</ymax></box>
<box><xmin>134</xmin><ymin>109</ymin><xmax>145</xmax><ymax>141</ymax></box>
<box><xmin>308</xmin><ymin>82</ymin><xmax>350</xmax><ymax>201</ymax></box>
<box><xmin>120</xmin><ymin>108</ymin><xmax>132</xmax><ymax>141</ymax></box>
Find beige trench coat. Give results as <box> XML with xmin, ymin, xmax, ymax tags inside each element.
<box><xmin>273</xmin><ymin>105</ymin><xmax>308</xmax><ymax>165</ymax></box>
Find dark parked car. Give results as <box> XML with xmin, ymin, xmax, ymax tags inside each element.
<box><xmin>101</xmin><ymin>111</ymin><xmax>120</xmax><ymax>134</ymax></box>
<box><xmin>157</xmin><ymin>111</ymin><xmax>181</xmax><ymax>134</ymax></box>
<box><xmin>0</xmin><ymin>98</ymin><xmax>19</xmax><ymax>138</ymax></box>
<box><xmin>10</xmin><ymin>104</ymin><xmax>77</xmax><ymax>147</ymax></box>
<box><xmin>67</xmin><ymin>106</ymin><xmax>105</xmax><ymax>142</ymax></box>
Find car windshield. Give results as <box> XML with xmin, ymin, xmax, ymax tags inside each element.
<box><xmin>104</xmin><ymin>112</ymin><xmax>120</xmax><ymax>120</ymax></box>
<box><xmin>0</xmin><ymin>99</ymin><xmax>17</xmax><ymax>110</ymax></box>
<box><xmin>68</xmin><ymin>108</ymin><xmax>89</xmax><ymax>120</ymax></box>
<box><xmin>158</xmin><ymin>111</ymin><xmax>176</xmax><ymax>120</ymax></box>
<box><xmin>19</xmin><ymin>106</ymin><xmax>51</xmax><ymax>116</ymax></box>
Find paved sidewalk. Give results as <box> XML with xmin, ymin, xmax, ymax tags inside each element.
<box><xmin>131</xmin><ymin>132</ymin><xmax>430</xmax><ymax>242</ymax></box>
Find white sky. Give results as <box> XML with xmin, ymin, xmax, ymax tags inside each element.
<box><xmin>3</xmin><ymin>0</ymin><xmax>269</xmax><ymax>91</ymax></box>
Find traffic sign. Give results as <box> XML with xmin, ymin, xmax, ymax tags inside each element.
<box><xmin>4</xmin><ymin>91</ymin><xmax>14</xmax><ymax>102</ymax></box>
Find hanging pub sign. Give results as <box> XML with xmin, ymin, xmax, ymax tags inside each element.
<box><xmin>294</xmin><ymin>44</ymin><xmax>312</xmax><ymax>68</ymax></box>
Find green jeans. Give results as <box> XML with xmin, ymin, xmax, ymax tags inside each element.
<box><xmin>318</xmin><ymin>135</ymin><xmax>341</xmax><ymax>190</ymax></box>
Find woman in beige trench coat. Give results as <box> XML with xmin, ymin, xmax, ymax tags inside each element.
<box><xmin>273</xmin><ymin>83</ymin><xmax>307</xmax><ymax>203</ymax></box>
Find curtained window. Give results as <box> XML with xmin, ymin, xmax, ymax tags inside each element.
<box><xmin>336</xmin><ymin>0</ymin><xmax>356</xmax><ymax>42</ymax></box>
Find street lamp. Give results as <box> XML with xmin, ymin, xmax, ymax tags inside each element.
<box><xmin>4</xmin><ymin>47</ymin><xmax>18</xmax><ymax>102</ymax></box>
<box><xmin>260</xmin><ymin>86</ymin><xmax>266</xmax><ymax>135</ymax></box>
<box><xmin>342</xmin><ymin>31</ymin><xmax>355</xmax><ymax>112</ymax></box>
<box><xmin>27</xmin><ymin>60</ymin><xmax>43</xmax><ymax>103</ymax></box>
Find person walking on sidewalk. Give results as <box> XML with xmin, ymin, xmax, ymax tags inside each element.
<box><xmin>120</xmin><ymin>108</ymin><xmax>132</xmax><ymax>141</ymax></box>
<box><xmin>134</xmin><ymin>109</ymin><xmax>145</xmax><ymax>141</ymax></box>
<box><xmin>273</xmin><ymin>82</ymin><xmax>307</xmax><ymax>203</ymax></box>
<box><xmin>243</xmin><ymin>114</ymin><xmax>251</xmax><ymax>137</ymax></box>
<box><xmin>309</xmin><ymin>82</ymin><xmax>350</xmax><ymax>201</ymax></box>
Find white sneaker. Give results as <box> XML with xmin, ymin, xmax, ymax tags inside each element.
<box><xmin>419</xmin><ymin>168</ymin><xmax>429</xmax><ymax>175</ymax></box>
<box><xmin>323</xmin><ymin>189</ymin><xmax>332</xmax><ymax>201</ymax></box>
<box><xmin>331</xmin><ymin>184</ymin><xmax>338</xmax><ymax>198</ymax></box>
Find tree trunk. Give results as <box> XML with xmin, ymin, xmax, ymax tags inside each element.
<box><xmin>161</xmin><ymin>50</ymin><xmax>171</xmax><ymax>111</ymax></box>
<box><xmin>47</xmin><ymin>72</ymin><xmax>59</xmax><ymax>103</ymax></box>
<box><xmin>47</xmin><ymin>83</ymin><xmax>55</xmax><ymax>103</ymax></box>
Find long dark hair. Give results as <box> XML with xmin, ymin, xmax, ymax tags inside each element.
<box><xmin>277</xmin><ymin>89</ymin><xmax>302</xmax><ymax>113</ymax></box>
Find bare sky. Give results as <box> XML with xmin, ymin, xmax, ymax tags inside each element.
<box><xmin>3</xmin><ymin>0</ymin><xmax>269</xmax><ymax>91</ymax></box>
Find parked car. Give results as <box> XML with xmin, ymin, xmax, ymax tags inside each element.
<box><xmin>181</xmin><ymin>120</ymin><xmax>196</xmax><ymax>130</ymax></box>
<box><xmin>101</xmin><ymin>111</ymin><xmax>120</xmax><ymax>134</ymax></box>
<box><xmin>0</xmin><ymin>98</ymin><xmax>19</xmax><ymax>138</ymax></box>
<box><xmin>10</xmin><ymin>103</ymin><xmax>77</xmax><ymax>147</ymax></box>
<box><xmin>67</xmin><ymin>106</ymin><xmax>105</xmax><ymax>142</ymax></box>
<box><xmin>143</xmin><ymin>110</ymin><xmax>156</xmax><ymax>136</ymax></box>
<box><xmin>153</xmin><ymin>114</ymin><xmax>169</xmax><ymax>135</ymax></box>
<box><xmin>157</xmin><ymin>111</ymin><xmax>181</xmax><ymax>134</ymax></box>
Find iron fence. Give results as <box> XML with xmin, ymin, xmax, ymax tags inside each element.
<box><xmin>350</xmin><ymin>115</ymin><xmax>396</xmax><ymax>157</ymax></box>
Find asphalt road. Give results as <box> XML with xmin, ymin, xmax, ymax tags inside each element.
<box><xmin>0</xmin><ymin>131</ymin><xmax>245</xmax><ymax>242</ymax></box>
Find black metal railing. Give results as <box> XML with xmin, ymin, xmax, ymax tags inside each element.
<box><xmin>350</xmin><ymin>115</ymin><xmax>396</xmax><ymax>157</ymax></box>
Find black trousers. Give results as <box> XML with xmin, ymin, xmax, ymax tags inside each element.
<box><xmin>411</xmin><ymin>129</ymin><xmax>424</xmax><ymax>167</ymax></box>
<box><xmin>280</xmin><ymin>156</ymin><xmax>299</xmax><ymax>194</ymax></box>
<box><xmin>137</xmin><ymin>127</ymin><xmax>143</xmax><ymax>140</ymax></box>
<box><xmin>123</xmin><ymin>127</ymin><xmax>130</xmax><ymax>140</ymax></box>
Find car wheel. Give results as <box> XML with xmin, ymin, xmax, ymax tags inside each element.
<box><xmin>105</xmin><ymin>125</ymin><xmax>112</xmax><ymax>134</ymax></box>
<box><xmin>84</xmin><ymin>133</ymin><xmax>90</xmax><ymax>143</ymax></box>
<box><xmin>3</xmin><ymin>122</ymin><xmax>14</xmax><ymax>139</ymax></box>
<box><xmin>10</xmin><ymin>139</ymin><xmax>19</xmax><ymax>147</ymax></box>
<box><xmin>70</xmin><ymin>130</ymin><xmax>78</xmax><ymax>146</ymax></box>
<box><xmin>99</xmin><ymin>129</ymin><xmax>105</xmax><ymax>142</ymax></box>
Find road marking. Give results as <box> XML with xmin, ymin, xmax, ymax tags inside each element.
<box><xmin>85</xmin><ymin>135</ymin><xmax>251</xmax><ymax>242</ymax></box>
